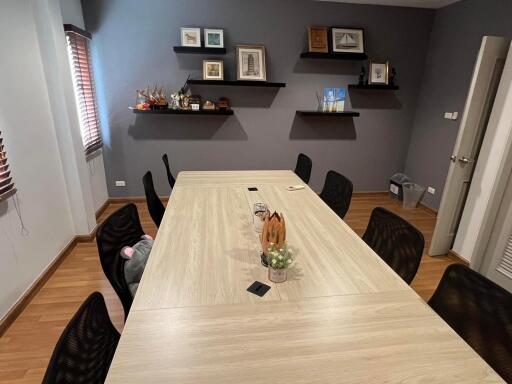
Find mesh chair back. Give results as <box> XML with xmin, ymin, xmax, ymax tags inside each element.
<box><xmin>42</xmin><ymin>292</ymin><xmax>120</xmax><ymax>384</ymax></box>
<box><xmin>162</xmin><ymin>153</ymin><xmax>176</xmax><ymax>189</ymax></box>
<box><xmin>294</xmin><ymin>153</ymin><xmax>312</xmax><ymax>184</ymax></box>
<box><xmin>142</xmin><ymin>171</ymin><xmax>165</xmax><ymax>228</ymax></box>
<box><xmin>362</xmin><ymin>207</ymin><xmax>424</xmax><ymax>284</ymax></box>
<box><xmin>319</xmin><ymin>170</ymin><xmax>353</xmax><ymax>219</ymax></box>
<box><xmin>96</xmin><ymin>204</ymin><xmax>144</xmax><ymax>319</ymax></box>
<box><xmin>428</xmin><ymin>264</ymin><xmax>512</xmax><ymax>382</ymax></box>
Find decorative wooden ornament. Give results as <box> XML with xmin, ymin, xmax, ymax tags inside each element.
<box><xmin>261</xmin><ymin>212</ymin><xmax>286</xmax><ymax>257</ymax></box>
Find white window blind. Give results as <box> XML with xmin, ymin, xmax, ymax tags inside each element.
<box><xmin>65</xmin><ymin>24</ymin><xmax>102</xmax><ymax>156</ymax></box>
<box><xmin>0</xmin><ymin>131</ymin><xmax>16</xmax><ymax>201</ymax></box>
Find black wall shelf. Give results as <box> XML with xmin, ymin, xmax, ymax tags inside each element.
<box><xmin>296</xmin><ymin>110</ymin><xmax>360</xmax><ymax>117</ymax></box>
<box><xmin>348</xmin><ymin>84</ymin><xmax>399</xmax><ymax>90</ymax></box>
<box><xmin>300</xmin><ymin>52</ymin><xmax>368</xmax><ymax>61</ymax></box>
<box><xmin>132</xmin><ymin>108</ymin><xmax>233</xmax><ymax>116</ymax></box>
<box><xmin>173</xmin><ymin>46</ymin><xmax>227</xmax><ymax>54</ymax></box>
<box><xmin>187</xmin><ymin>79</ymin><xmax>286</xmax><ymax>87</ymax></box>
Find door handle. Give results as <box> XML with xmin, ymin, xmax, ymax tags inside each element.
<box><xmin>450</xmin><ymin>155</ymin><xmax>457</xmax><ymax>163</ymax></box>
<box><xmin>458</xmin><ymin>157</ymin><xmax>472</xmax><ymax>164</ymax></box>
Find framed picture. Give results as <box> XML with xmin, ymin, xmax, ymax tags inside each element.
<box><xmin>180</xmin><ymin>27</ymin><xmax>201</xmax><ymax>47</ymax></box>
<box><xmin>236</xmin><ymin>45</ymin><xmax>266</xmax><ymax>81</ymax></box>
<box><xmin>323</xmin><ymin>88</ymin><xmax>346</xmax><ymax>112</ymax></box>
<box><xmin>204</xmin><ymin>29</ymin><xmax>224</xmax><ymax>48</ymax></box>
<box><xmin>203</xmin><ymin>60</ymin><xmax>224</xmax><ymax>80</ymax></box>
<box><xmin>369</xmin><ymin>61</ymin><xmax>389</xmax><ymax>84</ymax></box>
<box><xmin>308</xmin><ymin>26</ymin><xmax>328</xmax><ymax>53</ymax></box>
<box><xmin>331</xmin><ymin>27</ymin><xmax>365</xmax><ymax>54</ymax></box>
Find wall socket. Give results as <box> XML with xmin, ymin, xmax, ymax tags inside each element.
<box><xmin>115</xmin><ymin>180</ymin><xmax>126</xmax><ymax>187</ymax></box>
<box><xmin>427</xmin><ymin>186</ymin><xmax>436</xmax><ymax>195</ymax></box>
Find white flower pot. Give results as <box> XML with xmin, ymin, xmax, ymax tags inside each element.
<box><xmin>268</xmin><ymin>267</ymin><xmax>287</xmax><ymax>283</ymax></box>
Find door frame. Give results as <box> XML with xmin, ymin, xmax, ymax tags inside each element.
<box><xmin>429</xmin><ymin>36</ymin><xmax>510</xmax><ymax>257</ymax></box>
<box><xmin>453</xmin><ymin>42</ymin><xmax>512</xmax><ymax>268</ymax></box>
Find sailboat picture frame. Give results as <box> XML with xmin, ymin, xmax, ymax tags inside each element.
<box><xmin>331</xmin><ymin>27</ymin><xmax>365</xmax><ymax>54</ymax></box>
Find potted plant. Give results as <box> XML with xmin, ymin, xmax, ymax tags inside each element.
<box><xmin>267</xmin><ymin>243</ymin><xmax>294</xmax><ymax>283</ymax></box>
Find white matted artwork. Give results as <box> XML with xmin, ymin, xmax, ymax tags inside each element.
<box><xmin>180</xmin><ymin>27</ymin><xmax>201</xmax><ymax>47</ymax></box>
<box><xmin>236</xmin><ymin>45</ymin><xmax>266</xmax><ymax>81</ymax></box>
<box><xmin>203</xmin><ymin>60</ymin><xmax>224</xmax><ymax>80</ymax></box>
<box><xmin>204</xmin><ymin>29</ymin><xmax>224</xmax><ymax>48</ymax></box>
<box><xmin>331</xmin><ymin>28</ymin><xmax>365</xmax><ymax>54</ymax></box>
<box><xmin>369</xmin><ymin>61</ymin><xmax>389</xmax><ymax>84</ymax></box>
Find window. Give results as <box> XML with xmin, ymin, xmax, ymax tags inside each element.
<box><xmin>64</xmin><ymin>24</ymin><xmax>102</xmax><ymax>156</ymax></box>
<box><xmin>0</xmin><ymin>130</ymin><xmax>16</xmax><ymax>200</ymax></box>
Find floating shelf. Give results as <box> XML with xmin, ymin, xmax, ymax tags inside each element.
<box><xmin>131</xmin><ymin>108</ymin><xmax>233</xmax><ymax>116</ymax></box>
<box><xmin>348</xmin><ymin>84</ymin><xmax>399</xmax><ymax>90</ymax></box>
<box><xmin>173</xmin><ymin>46</ymin><xmax>227</xmax><ymax>54</ymax></box>
<box><xmin>187</xmin><ymin>79</ymin><xmax>286</xmax><ymax>87</ymax></box>
<box><xmin>296</xmin><ymin>110</ymin><xmax>360</xmax><ymax>117</ymax></box>
<box><xmin>300</xmin><ymin>52</ymin><xmax>368</xmax><ymax>61</ymax></box>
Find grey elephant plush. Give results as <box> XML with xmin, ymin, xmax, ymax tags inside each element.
<box><xmin>120</xmin><ymin>235</ymin><xmax>154</xmax><ymax>297</ymax></box>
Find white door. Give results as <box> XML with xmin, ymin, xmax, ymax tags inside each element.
<box><xmin>478</xmin><ymin>164</ymin><xmax>512</xmax><ymax>292</ymax></box>
<box><xmin>429</xmin><ymin>36</ymin><xmax>510</xmax><ymax>256</ymax></box>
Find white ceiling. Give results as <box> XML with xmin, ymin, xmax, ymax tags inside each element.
<box><xmin>317</xmin><ymin>0</ymin><xmax>461</xmax><ymax>9</ymax></box>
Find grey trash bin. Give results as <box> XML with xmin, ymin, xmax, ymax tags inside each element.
<box><xmin>402</xmin><ymin>182</ymin><xmax>426</xmax><ymax>209</ymax></box>
<box><xmin>389</xmin><ymin>173</ymin><xmax>411</xmax><ymax>200</ymax></box>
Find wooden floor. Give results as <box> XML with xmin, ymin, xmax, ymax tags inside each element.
<box><xmin>0</xmin><ymin>194</ymin><xmax>461</xmax><ymax>384</ymax></box>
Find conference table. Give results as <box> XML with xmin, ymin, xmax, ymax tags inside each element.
<box><xmin>106</xmin><ymin>170</ymin><xmax>503</xmax><ymax>383</ymax></box>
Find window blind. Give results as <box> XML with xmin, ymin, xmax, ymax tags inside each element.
<box><xmin>0</xmin><ymin>131</ymin><xmax>16</xmax><ymax>201</ymax></box>
<box><xmin>64</xmin><ymin>24</ymin><xmax>102</xmax><ymax>156</ymax></box>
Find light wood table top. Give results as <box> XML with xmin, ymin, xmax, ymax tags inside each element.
<box><xmin>175</xmin><ymin>170</ymin><xmax>302</xmax><ymax>187</ymax></box>
<box><xmin>109</xmin><ymin>292</ymin><xmax>502</xmax><ymax>383</ymax></box>
<box><xmin>108</xmin><ymin>171</ymin><xmax>504</xmax><ymax>383</ymax></box>
<box><xmin>132</xmin><ymin>172</ymin><xmax>407</xmax><ymax>310</ymax></box>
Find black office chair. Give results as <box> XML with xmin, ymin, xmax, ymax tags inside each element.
<box><xmin>96</xmin><ymin>204</ymin><xmax>144</xmax><ymax>320</ymax></box>
<box><xmin>142</xmin><ymin>171</ymin><xmax>165</xmax><ymax>228</ymax></box>
<box><xmin>428</xmin><ymin>264</ymin><xmax>512</xmax><ymax>382</ymax></box>
<box><xmin>42</xmin><ymin>292</ymin><xmax>120</xmax><ymax>384</ymax></box>
<box><xmin>319</xmin><ymin>170</ymin><xmax>353</xmax><ymax>219</ymax></box>
<box><xmin>362</xmin><ymin>207</ymin><xmax>424</xmax><ymax>284</ymax></box>
<box><xmin>294</xmin><ymin>153</ymin><xmax>312</xmax><ymax>184</ymax></box>
<box><xmin>162</xmin><ymin>153</ymin><xmax>176</xmax><ymax>189</ymax></box>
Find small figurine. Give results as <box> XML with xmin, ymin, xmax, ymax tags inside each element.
<box><xmin>358</xmin><ymin>66</ymin><xmax>366</xmax><ymax>86</ymax></box>
<box><xmin>202</xmin><ymin>100</ymin><xmax>215</xmax><ymax>110</ymax></box>
<box><xmin>389</xmin><ymin>67</ymin><xmax>397</xmax><ymax>86</ymax></box>
<box><xmin>217</xmin><ymin>97</ymin><xmax>230</xmax><ymax>111</ymax></box>
<box><xmin>189</xmin><ymin>95</ymin><xmax>201</xmax><ymax>111</ymax></box>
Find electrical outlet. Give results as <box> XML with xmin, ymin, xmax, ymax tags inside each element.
<box><xmin>427</xmin><ymin>186</ymin><xmax>436</xmax><ymax>195</ymax></box>
<box><xmin>115</xmin><ymin>180</ymin><xmax>126</xmax><ymax>187</ymax></box>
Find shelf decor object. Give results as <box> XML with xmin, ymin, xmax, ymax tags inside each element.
<box><xmin>348</xmin><ymin>84</ymin><xmax>399</xmax><ymax>90</ymax></box>
<box><xmin>331</xmin><ymin>27</ymin><xmax>365</xmax><ymax>55</ymax></box>
<box><xmin>369</xmin><ymin>61</ymin><xmax>389</xmax><ymax>85</ymax></box>
<box><xmin>204</xmin><ymin>28</ymin><xmax>224</xmax><ymax>48</ymax></box>
<box><xmin>308</xmin><ymin>26</ymin><xmax>329</xmax><ymax>53</ymax></box>
<box><xmin>296</xmin><ymin>110</ymin><xmax>360</xmax><ymax>117</ymax></box>
<box><xmin>180</xmin><ymin>27</ymin><xmax>201</xmax><ymax>47</ymax></box>
<box><xmin>131</xmin><ymin>108</ymin><xmax>233</xmax><ymax>116</ymax></box>
<box><xmin>236</xmin><ymin>45</ymin><xmax>267</xmax><ymax>81</ymax></box>
<box><xmin>300</xmin><ymin>52</ymin><xmax>368</xmax><ymax>60</ymax></box>
<box><xmin>187</xmin><ymin>79</ymin><xmax>286</xmax><ymax>87</ymax></box>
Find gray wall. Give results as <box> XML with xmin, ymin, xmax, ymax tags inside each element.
<box><xmin>404</xmin><ymin>0</ymin><xmax>512</xmax><ymax>209</ymax></box>
<box><xmin>82</xmin><ymin>0</ymin><xmax>434</xmax><ymax>197</ymax></box>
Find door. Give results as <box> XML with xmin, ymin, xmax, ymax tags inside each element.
<box><xmin>478</xmin><ymin>164</ymin><xmax>512</xmax><ymax>292</ymax></box>
<box><xmin>429</xmin><ymin>36</ymin><xmax>510</xmax><ymax>256</ymax></box>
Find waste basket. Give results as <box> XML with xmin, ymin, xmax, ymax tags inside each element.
<box><xmin>389</xmin><ymin>173</ymin><xmax>411</xmax><ymax>200</ymax></box>
<box><xmin>402</xmin><ymin>182</ymin><xmax>426</xmax><ymax>209</ymax></box>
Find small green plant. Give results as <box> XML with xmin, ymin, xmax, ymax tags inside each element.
<box><xmin>267</xmin><ymin>242</ymin><xmax>294</xmax><ymax>270</ymax></box>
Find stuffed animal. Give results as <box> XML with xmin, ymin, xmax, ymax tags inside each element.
<box><xmin>120</xmin><ymin>235</ymin><xmax>154</xmax><ymax>297</ymax></box>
